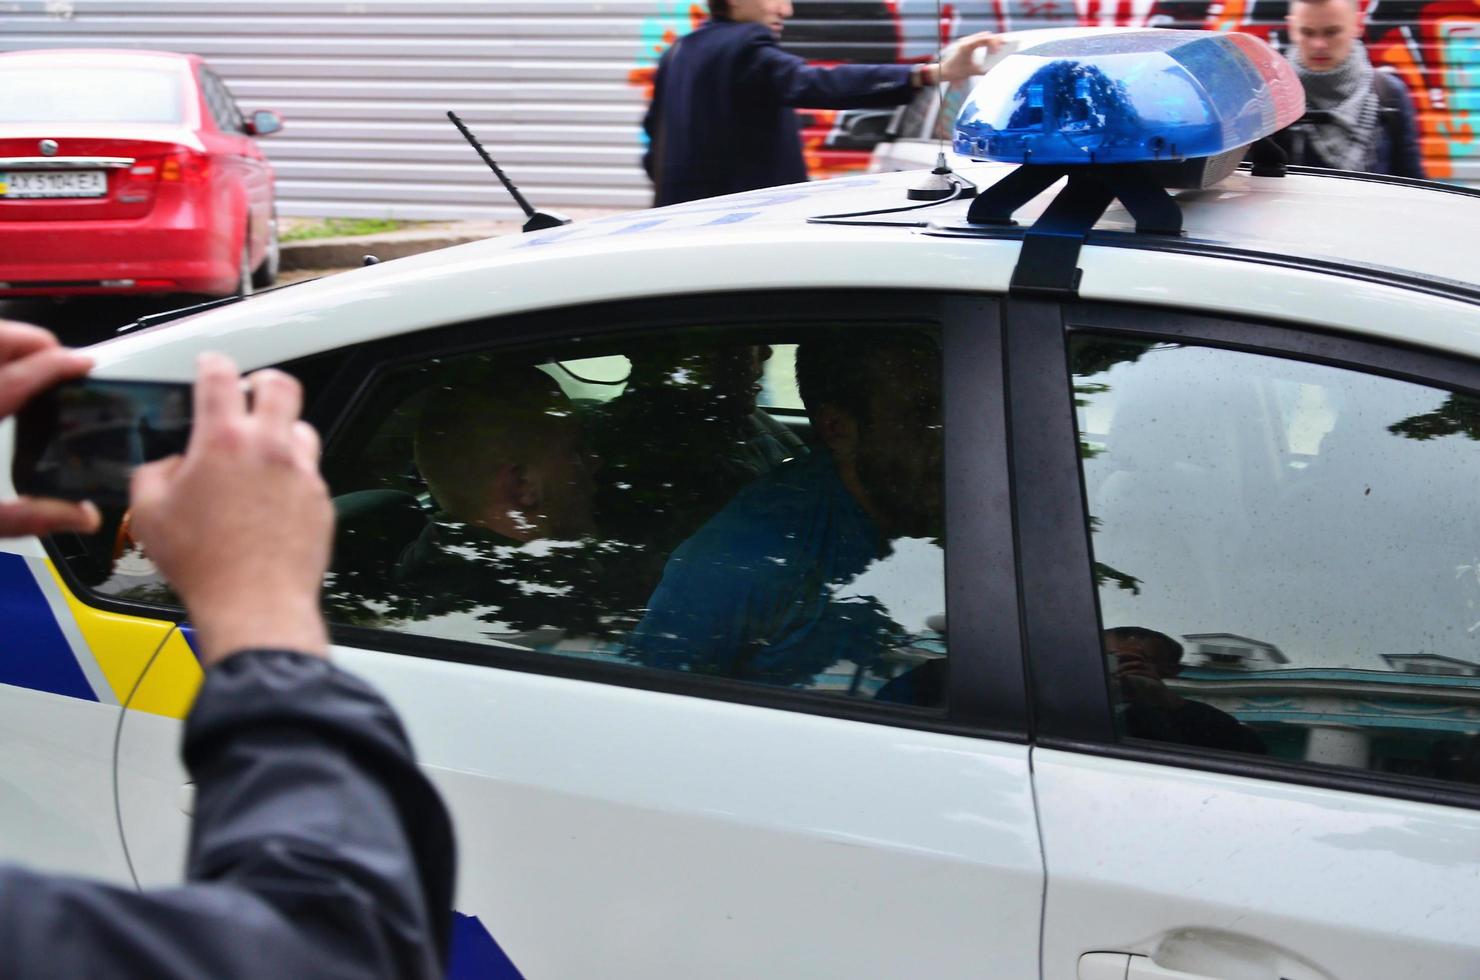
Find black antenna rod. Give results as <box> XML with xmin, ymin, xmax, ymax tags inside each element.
<box><xmin>447</xmin><ymin>110</ymin><xmax>571</xmax><ymax>233</ymax></box>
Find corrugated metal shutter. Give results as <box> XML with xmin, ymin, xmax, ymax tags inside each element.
<box><xmin>2</xmin><ymin>0</ymin><xmax>1474</xmax><ymax>221</ymax></box>
<box><xmin>2</xmin><ymin>1</ymin><xmax>677</xmax><ymax>219</ymax></box>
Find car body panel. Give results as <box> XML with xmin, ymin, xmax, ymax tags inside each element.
<box><xmin>1035</xmin><ymin>749</ymin><xmax>1480</xmax><ymax>979</ymax></box>
<box><xmin>0</xmin><ymin>683</ymin><xmax>129</xmax><ymax>881</ymax></box>
<box><xmin>116</xmin><ymin>643</ymin><xmax>1045</xmax><ymax>977</ymax></box>
<box><xmin>0</xmin><ymin>536</ymin><xmax>198</xmax><ymax>886</ymax></box>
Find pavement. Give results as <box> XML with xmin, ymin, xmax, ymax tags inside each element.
<box><xmin>278</xmin><ymin>208</ymin><xmax>628</xmax><ymax>273</ymax></box>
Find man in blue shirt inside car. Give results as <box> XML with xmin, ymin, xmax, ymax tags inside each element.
<box><xmin>624</xmin><ymin>334</ymin><xmax>943</xmax><ymax>691</ymax></box>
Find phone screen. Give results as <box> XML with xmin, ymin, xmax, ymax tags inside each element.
<box><xmin>12</xmin><ymin>379</ymin><xmax>193</xmax><ymax>509</ymax></box>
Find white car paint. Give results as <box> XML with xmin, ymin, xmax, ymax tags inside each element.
<box><xmin>1035</xmin><ymin>749</ymin><xmax>1480</xmax><ymax>978</ymax></box>
<box><xmin>0</xmin><ymin>685</ymin><xmax>129</xmax><ymax>882</ymax></box>
<box><xmin>118</xmin><ymin>643</ymin><xmax>1046</xmax><ymax>977</ymax></box>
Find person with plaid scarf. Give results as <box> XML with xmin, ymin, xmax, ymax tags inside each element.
<box><xmin>1279</xmin><ymin>0</ymin><xmax>1426</xmax><ymax>178</ymax></box>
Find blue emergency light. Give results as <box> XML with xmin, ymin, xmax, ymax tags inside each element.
<box><xmin>954</xmin><ymin>30</ymin><xmax>1305</xmax><ymax>165</ymax></box>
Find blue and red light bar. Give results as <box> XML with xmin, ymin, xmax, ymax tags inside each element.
<box><xmin>954</xmin><ymin>29</ymin><xmax>1305</xmax><ymax>166</ymax></box>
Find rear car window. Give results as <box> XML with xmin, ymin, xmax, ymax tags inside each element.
<box><xmin>0</xmin><ymin>66</ymin><xmax>185</xmax><ymax>124</ymax></box>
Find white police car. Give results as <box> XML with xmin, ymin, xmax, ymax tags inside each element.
<box><xmin>5</xmin><ymin>30</ymin><xmax>1480</xmax><ymax>979</ymax></box>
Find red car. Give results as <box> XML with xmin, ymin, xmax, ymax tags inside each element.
<box><xmin>0</xmin><ymin>49</ymin><xmax>282</xmax><ymax>298</ymax></box>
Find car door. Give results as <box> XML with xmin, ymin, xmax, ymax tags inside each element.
<box><xmin>107</xmin><ymin>290</ymin><xmax>1045</xmax><ymax>978</ymax></box>
<box><xmin>205</xmin><ymin>68</ymin><xmax>274</xmax><ymax>259</ymax></box>
<box><xmin>197</xmin><ymin>68</ymin><xmax>266</xmax><ymax>266</ymax></box>
<box><xmin>1005</xmin><ymin>297</ymin><xmax>1480</xmax><ymax>979</ymax></box>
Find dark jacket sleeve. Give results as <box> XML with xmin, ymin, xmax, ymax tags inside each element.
<box><xmin>1384</xmin><ymin>74</ymin><xmax>1427</xmax><ymax>180</ymax></box>
<box><xmin>736</xmin><ymin>27</ymin><xmax>915</xmax><ymax>110</ymax></box>
<box><xmin>0</xmin><ymin>649</ymin><xmax>455</xmax><ymax>980</ymax></box>
<box><xmin>642</xmin><ymin>50</ymin><xmax>669</xmax><ymax>181</ymax></box>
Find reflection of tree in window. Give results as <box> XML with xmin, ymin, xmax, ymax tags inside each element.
<box><xmin>1070</xmin><ymin>336</ymin><xmax>1158</xmax><ymax>595</ymax></box>
<box><xmin>1387</xmin><ymin>392</ymin><xmax>1480</xmax><ymax>443</ymax></box>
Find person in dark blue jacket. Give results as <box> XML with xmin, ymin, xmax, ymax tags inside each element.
<box><xmin>643</xmin><ymin>0</ymin><xmax>1001</xmax><ymax>206</ymax></box>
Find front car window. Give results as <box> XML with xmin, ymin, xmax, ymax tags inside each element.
<box><xmin>0</xmin><ymin>65</ymin><xmax>185</xmax><ymax>124</ymax></box>
<box><xmin>61</xmin><ymin>322</ymin><xmax>949</xmax><ymax>710</ymax></box>
<box><xmin>318</xmin><ymin>325</ymin><xmax>949</xmax><ymax>707</ymax></box>
<box><xmin>1074</xmin><ymin>335</ymin><xmax>1480</xmax><ymax>787</ymax></box>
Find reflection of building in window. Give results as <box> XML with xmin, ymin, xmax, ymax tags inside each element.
<box><xmin>1173</xmin><ymin>656</ymin><xmax>1480</xmax><ymax>781</ymax></box>
<box><xmin>1182</xmin><ymin>633</ymin><xmax>1288</xmax><ymax>670</ymax></box>
<box><xmin>1381</xmin><ymin>654</ymin><xmax>1480</xmax><ymax>677</ymax></box>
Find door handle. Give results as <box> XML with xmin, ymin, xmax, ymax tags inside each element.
<box><xmin>1079</xmin><ymin>953</ymin><xmax>1131</xmax><ymax>980</ymax></box>
<box><xmin>1080</xmin><ymin>953</ymin><xmax>1231</xmax><ymax>980</ymax></box>
<box><xmin>178</xmin><ymin>781</ymin><xmax>195</xmax><ymax>816</ymax></box>
<box><xmin>1126</xmin><ymin>957</ymin><xmax>1221</xmax><ymax>980</ymax></box>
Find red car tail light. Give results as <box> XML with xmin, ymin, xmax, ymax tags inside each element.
<box><xmin>158</xmin><ymin>148</ymin><xmax>210</xmax><ymax>183</ymax></box>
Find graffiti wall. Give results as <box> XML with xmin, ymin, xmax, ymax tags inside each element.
<box><xmin>634</xmin><ymin>0</ymin><xmax>1477</xmax><ymax>184</ymax></box>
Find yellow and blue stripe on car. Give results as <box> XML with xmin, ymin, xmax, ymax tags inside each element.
<box><xmin>0</xmin><ymin>550</ymin><xmax>201</xmax><ymax>717</ymax></box>
<box><xmin>1</xmin><ymin>549</ymin><xmax>527</xmax><ymax>978</ymax></box>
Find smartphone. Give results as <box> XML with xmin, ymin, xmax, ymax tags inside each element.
<box><xmin>12</xmin><ymin>378</ymin><xmax>193</xmax><ymax>510</ymax></box>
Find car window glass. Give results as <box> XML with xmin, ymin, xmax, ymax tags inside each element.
<box><xmin>210</xmin><ymin>71</ymin><xmax>247</xmax><ymax>132</ymax></box>
<box><xmin>1074</xmin><ymin>334</ymin><xmax>1480</xmax><ymax>788</ymax></box>
<box><xmin>53</xmin><ymin>352</ymin><xmax>347</xmax><ymax>603</ymax></box>
<box><xmin>317</xmin><ymin>326</ymin><xmax>947</xmax><ymax>707</ymax></box>
<box><xmin>896</xmin><ymin>87</ymin><xmax>937</xmax><ymax>141</ymax></box>
<box><xmin>0</xmin><ymin>66</ymin><xmax>185</xmax><ymax>124</ymax></box>
<box><xmin>199</xmin><ymin>73</ymin><xmax>225</xmax><ymax>129</ymax></box>
<box><xmin>201</xmin><ymin>71</ymin><xmax>243</xmax><ymax>133</ymax></box>
<box><xmin>930</xmin><ymin>80</ymin><xmax>974</xmax><ymax>142</ymax></box>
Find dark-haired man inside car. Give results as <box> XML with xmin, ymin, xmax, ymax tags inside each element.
<box><xmin>623</xmin><ymin>333</ymin><xmax>944</xmax><ymax>693</ymax></box>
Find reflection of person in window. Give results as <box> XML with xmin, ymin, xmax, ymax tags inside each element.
<box><xmin>396</xmin><ymin>369</ymin><xmax>604</xmax><ymax>637</ymax></box>
<box><xmin>1106</xmin><ymin>626</ymin><xmax>1268</xmax><ymax>755</ymax></box>
<box><xmin>592</xmin><ymin>342</ymin><xmax>805</xmax><ymax>616</ymax></box>
<box><xmin>623</xmin><ymin>335</ymin><xmax>943</xmax><ymax>688</ymax></box>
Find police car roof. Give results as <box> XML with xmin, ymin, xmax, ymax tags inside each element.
<box><xmin>93</xmin><ymin>164</ymin><xmax>1480</xmax><ymax>379</ymax></box>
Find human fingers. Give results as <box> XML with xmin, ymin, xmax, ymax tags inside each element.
<box><xmin>0</xmin><ymin>321</ymin><xmax>60</xmax><ymax>365</ymax></box>
<box><xmin>290</xmin><ymin>419</ymin><xmax>322</xmax><ymax>467</ymax></box>
<box><xmin>0</xmin><ymin>346</ymin><xmax>93</xmax><ymax>420</ymax></box>
<box><xmin>0</xmin><ymin>497</ymin><xmax>101</xmax><ymax>538</ymax></box>
<box><xmin>246</xmin><ymin>368</ymin><xmax>303</xmax><ymax>430</ymax></box>
<box><xmin>189</xmin><ymin>353</ymin><xmax>247</xmax><ymax>446</ymax></box>
<box><xmin>963</xmin><ymin>31</ymin><xmax>1003</xmax><ymax>54</ymax></box>
<box><xmin>128</xmin><ymin>454</ymin><xmax>183</xmax><ymax>536</ymax></box>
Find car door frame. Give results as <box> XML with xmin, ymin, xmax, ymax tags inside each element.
<box><xmin>98</xmin><ymin>286</ymin><xmax>1048</xmax><ymax>976</ymax></box>
<box><xmin>309</xmin><ymin>286</ymin><xmax>1031</xmax><ymax>738</ymax></box>
<box><xmin>1005</xmin><ymin>293</ymin><xmax>1480</xmax><ymax>811</ymax></box>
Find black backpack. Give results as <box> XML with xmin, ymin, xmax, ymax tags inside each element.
<box><xmin>1373</xmin><ymin>66</ymin><xmax>1409</xmax><ymax>156</ymax></box>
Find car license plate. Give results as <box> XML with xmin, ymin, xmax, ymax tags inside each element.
<box><xmin>0</xmin><ymin>170</ymin><xmax>108</xmax><ymax>199</ymax></box>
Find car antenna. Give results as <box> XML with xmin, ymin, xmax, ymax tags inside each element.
<box><xmin>447</xmin><ymin>110</ymin><xmax>571</xmax><ymax>233</ymax></box>
<box><xmin>907</xmin><ymin>0</ymin><xmax>977</xmax><ymax>201</ymax></box>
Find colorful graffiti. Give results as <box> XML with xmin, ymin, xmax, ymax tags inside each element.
<box><xmin>628</xmin><ymin>0</ymin><xmax>1477</xmax><ymax>183</ymax></box>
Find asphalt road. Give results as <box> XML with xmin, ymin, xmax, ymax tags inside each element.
<box><xmin>0</xmin><ymin>294</ymin><xmax>195</xmax><ymax>347</ymax></box>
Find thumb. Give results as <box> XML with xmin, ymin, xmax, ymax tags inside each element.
<box><xmin>0</xmin><ymin>498</ymin><xmax>101</xmax><ymax>538</ymax></box>
<box><xmin>129</xmin><ymin>454</ymin><xmax>183</xmax><ymax>522</ymax></box>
